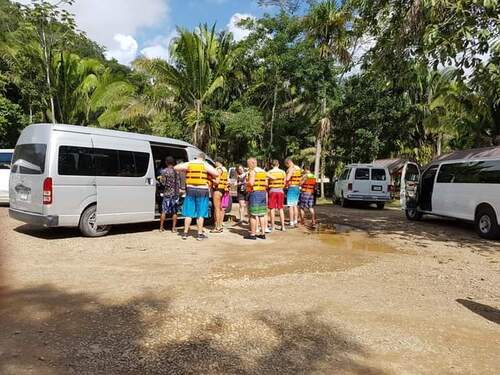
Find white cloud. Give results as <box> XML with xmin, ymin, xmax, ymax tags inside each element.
<box><xmin>140</xmin><ymin>29</ymin><xmax>178</xmax><ymax>61</ymax></box>
<box><xmin>104</xmin><ymin>34</ymin><xmax>138</xmax><ymax>65</ymax></box>
<box><xmin>16</xmin><ymin>0</ymin><xmax>169</xmax><ymax>64</ymax></box>
<box><xmin>227</xmin><ymin>13</ymin><xmax>255</xmax><ymax>42</ymax></box>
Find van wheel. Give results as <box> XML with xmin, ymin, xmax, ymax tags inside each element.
<box><xmin>405</xmin><ymin>208</ymin><xmax>422</xmax><ymax>221</ymax></box>
<box><xmin>79</xmin><ymin>205</ymin><xmax>111</xmax><ymax>237</ymax></box>
<box><xmin>475</xmin><ymin>205</ymin><xmax>500</xmax><ymax>240</ymax></box>
<box><xmin>376</xmin><ymin>203</ymin><xmax>385</xmax><ymax>210</ymax></box>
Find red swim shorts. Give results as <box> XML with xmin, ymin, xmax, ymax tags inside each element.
<box><xmin>268</xmin><ymin>191</ymin><xmax>284</xmax><ymax>209</ymax></box>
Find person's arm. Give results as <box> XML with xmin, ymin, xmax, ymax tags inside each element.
<box><xmin>205</xmin><ymin>163</ymin><xmax>220</xmax><ymax>177</ymax></box>
<box><xmin>248</xmin><ymin>170</ymin><xmax>256</xmax><ymax>187</ymax></box>
<box><xmin>174</xmin><ymin>162</ymin><xmax>189</xmax><ymax>172</ymax></box>
<box><xmin>285</xmin><ymin>167</ymin><xmax>294</xmax><ymax>183</ymax></box>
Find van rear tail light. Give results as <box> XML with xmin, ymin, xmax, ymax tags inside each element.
<box><xmin>388</xmin><ymin>184</ymin><xmax>394</xmax><ymax>192</ymax></box>
<box><xmin>43</xmin><ymin>177</ymin><xmax>53</xmax><ymax>205</ymax></box>
<box><xmin>348</xmin><ymin>183</ymin><xmax>353</xmax><ymax>191</ymax></box>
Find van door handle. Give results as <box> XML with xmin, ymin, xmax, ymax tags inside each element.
<box><xmin>146</xmin><ymin>178</ymin><xmax>153</xmax><ymax>185</ymax></box>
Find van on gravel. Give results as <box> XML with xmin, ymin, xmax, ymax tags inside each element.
<box><xmin>333</xmin><ymin>164</ymin><xmax>393</xmax><ymax>209</ymax></box>
<box><xmin>9</xmin><ymin>123</ymin><xmax>218</xmax><ymax>237</ymax></box>
<box><xmin>401</xmin><ymin>146</ymin><xmax>500</xmax><ymax>239</ymax></box>
<box><xmin>0</xmin><ymin>149</ymin><xmax>14</xmax><ymax>203</ymax></box>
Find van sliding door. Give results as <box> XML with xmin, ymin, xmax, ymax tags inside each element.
<box><xmin>92</xmin><ymin>135</ymin><xmax>155</xmax><ymax>225</ymax></box>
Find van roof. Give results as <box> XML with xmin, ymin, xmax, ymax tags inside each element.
<box><xmin>27</xmin><ymin>123</ymin><xmax>193</xmax><ymax>148</ymax></box>
<box><xmin>435</xmin><ymin>146</ymin><xmax>500</xmax><ymax>163</ymax></box>
<box><xmin>346</xmin><ymin>163</ymin><xmax>386</xmax><ymax>169</ymax></box>
<box><xmin>0</xmin><ymin>149</ymin><xmax>14</xmax><ymax>152</ymax></box>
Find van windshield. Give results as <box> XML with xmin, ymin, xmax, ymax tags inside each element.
<box><xmin>12</xmin><ymin>144</ymin><xmax>47</xmax><ymax>175</ymax></box>
<box><xmin>0</xmin><ymin>152</ymin><xmax>13</xmax><ymax>169</ymax></box>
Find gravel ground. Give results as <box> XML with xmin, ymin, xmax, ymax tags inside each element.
<box><xmin>0</xmin><ymin>204</ymin><xmax>499</xmax><ymax>374</ymax></box>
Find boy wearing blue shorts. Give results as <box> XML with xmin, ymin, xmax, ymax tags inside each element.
<box><xmin>285</xmin><ymin>158</ymin><xmax>302</xmax><ymax>228</ymax></box>
<box><xmin>175</xmin><ymin>153</ymin><xmax>219</xmax><ymax>241</ymax></box>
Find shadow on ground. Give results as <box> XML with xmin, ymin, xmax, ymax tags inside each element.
<box><xmin>316</xmin><ymin>205</ymin><xmax>499</xmax><ymax>253</ymax></box>
<box><xmin>456</xmin><ymin>299</ymin><xmax>500</xmax><ymax>325</ymax></box>
<box><xmin>0</xmin><ymin>285</ymin><xmax>384</xmax><ymax>374</ymax></box>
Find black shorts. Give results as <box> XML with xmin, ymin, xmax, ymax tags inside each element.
<box><xmin>237</xmin><ymin>191</ymin><xmax>247</xmax><ymax>202</ymax></box>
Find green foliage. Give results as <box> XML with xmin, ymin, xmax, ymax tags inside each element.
<box><xmin>0</xmin><ymin>96</ymin><xmax>27</xmax><ymax>148</ymax></box>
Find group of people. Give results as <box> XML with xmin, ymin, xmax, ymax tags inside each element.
<box><xmin>157</xmin><ymin>153</ymin><xmax>316</xmax><ymax>241</ymax></box>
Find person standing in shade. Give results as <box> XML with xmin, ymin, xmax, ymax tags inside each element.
<box><xmin>299</xmin><ymin>165</ymin><xmax>317</xmax><ymax>227</ymax></box>
<box><xmin>159</xmin><ymin>156</ymin><xmax>181</xmax><ymax>232</ymax></box>
<box><xmin>211</xmin><ymin>157</ymin><xmax>229</xmax><ymax>233</ymax></box>
<box><xmin>267</xmin><ymin>159</ymin><xmax>287</xmax><ymax>231</ymax></box>
<box><xmin>245</xmin><ymin>158</ymin><xmax>268</xmax><ymax>240</ymax></box>
<box><xmin>175</xmin><ymin>153</ymin><xmax>219</xmax><ymax>241</ymax></box>
<box><xmin>285</xmin><ymin>158</ymin><xmax>302</xmax><ymax>228</ymax></box>
<box><xmin>235</xmin><ymin>165</ymin><xmax>247</xmax><ymax>224</ymax></box>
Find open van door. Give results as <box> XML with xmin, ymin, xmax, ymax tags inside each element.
<box><xmin>400</xmin><ymin>162</ymin><xmax>420</xmax><ymax>210</ymax></box>
<box><xmin>92</xmin><ymin>135</ymin><xmax>155</xmax><ymax>225</ymax></box>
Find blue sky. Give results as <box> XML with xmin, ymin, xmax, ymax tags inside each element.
<box><xmin>18</xmin><ymin>0</ymin><xmax>276</xmax><ymax>65</ymax></box>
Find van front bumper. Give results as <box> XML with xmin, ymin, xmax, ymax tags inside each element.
<box><xmin>9</xmin><ymin>208</ymin><xmax>59</xmax><ymax>227</ymax></box>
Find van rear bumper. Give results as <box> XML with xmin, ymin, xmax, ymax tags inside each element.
<box><xmin>346</xmin><ymin>194</ymin><xmax>391</xmax><ymax>202</ymax></box>
<box><xmin>9</xmin><ymin>208</ymin><xmax>59</xmax><ymax>227</ymax></box>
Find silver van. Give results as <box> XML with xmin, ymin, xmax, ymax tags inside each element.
<box><xmin>9</xmin><ymin>123</ymin><xmax>211</xmax><ymax>237</ymax></box>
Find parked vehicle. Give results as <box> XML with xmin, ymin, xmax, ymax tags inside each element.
<box><xmin>401</xmin><ymin>147</ymin><xmax>500</xmax><ymax>239</ymax></box>
<box><xmin>0</xmin><ymin>149</ymin><xmax>14</xmax><ymax>203</ymax></box>
<box><xmin>9</xmin><ymin>123</ymin><xmax>218</xmax><ymax>237</ymax></box>
<box><xmin>333</xmin><ymin>164</ymin><xmax>393</xmax><ymax>209</ymax></box>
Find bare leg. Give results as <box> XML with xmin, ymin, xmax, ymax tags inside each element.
<box><xmin>310</xmin><ymin>207</ymin><xmax>316</xmax><ymax>226</ymax></box>
<box><xmin>184</xmin><ymin>217</ymin><xmax>192</xmax><ymax>234</ymax></box>
<box><xmin>250</xmin><ymin>216</ymin><xmax>257</xmax><ymax>236</ymax></box>
<box><xmin>172</xmin><ymin>213</ymin><xmax>178</xmax><ymax>232</ymax></box>
<box><xmin>213</xmin><ymin>192</ymin><xmax>222</xmax><ymax>229</ymax></box>
<box><xmin>270</xmin><ymin>209</ymin><xmax>276</xmax><ymax>230</ymax></box>
<box><xmin>197</xmin><ymin>217</ymin><xmax>204</xmax><ymax>235</ymax></box>
<box><xmin>299</xmin><ymin>207</ymin><xmax>305</xmax><ymax>225</ymax></box>
<box><xmin>257</xmin><ymin>216</ymin><xmax>266</xmax><ymax>235</ymax></box>
<box><xmin>238</xmin><ymin>200</ymin><xmax>246</xmax><ymax>222</ymax></box>
<box><xmin>279</xmin><ymin>208</ymin><xmax>286</xmax><ymax>229</ymax></box>
<box><xmin>160</xmin><ymin>213</ymin><xmax>166</xmax><ymax>231</ymax></box>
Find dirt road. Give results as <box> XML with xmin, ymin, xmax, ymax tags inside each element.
<box><xmin>0</xmin><ymin>204</ymin><xmax>499</xmax><ymax>374</ymax></box>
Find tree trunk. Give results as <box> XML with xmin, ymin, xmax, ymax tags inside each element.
<box><xmin>41</xmin><ymin>27</ymin><xmax>56</xmax><ymax>124</ymax></box>
<box><xmin>269</xmin><ymin>83</ymin><xmax>278</xmax><ymax>159</ymax></box>
<box><xmin>436</xmin><ymin>133</ymin><xmax>443</xmax><ymax>156</ymax></box>
<box><xmin>29</xmin><ymin>103</ymin><xmax>33</xmax><ymax>124</ymax></box>
<box><xmin>314</xmin><ymin>87</ymin><xmax>327</xmax><ymax>184</ymax></box>
<box><xmin>320</xmin><ymin>147</ymin><xmax>326</xmax><ymax>198</ymax></box>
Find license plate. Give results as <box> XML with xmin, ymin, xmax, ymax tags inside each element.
<box><xmin>19</xmin><ymin>192</ymin><xmax>29</xmax><ymax>201</ymax></box>
<box><xmin>372</xmin><ymin>185</ymin><xmax>382</xmax><ymax>191</ymax></box>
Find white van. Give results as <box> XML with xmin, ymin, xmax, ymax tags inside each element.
<box><xmin>401</xmin><ymin>147</ymin><xmax>500</xmax><ymax>239</ymax></box>
<box><xmin>9</xmin><ymin>123</ymin><xmax>213</xmax><ymax>237</ymax></box>
<box><xmin>0</xmin><ymin>149</ymin><xmax>14</xmax><ymax>203</ymax></box>
<box><xmin>334</xmin><ymin>164</ymin><xmax>393</xmax><ymax>209</ymax></box>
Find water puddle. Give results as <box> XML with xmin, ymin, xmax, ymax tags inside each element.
<box><xmin>213</xmin><ymin>223</ymin><xmax>396</xmax><ymax>280</ymax></box>
<box><xmin>313</xmin><ymin>223</ymin><xmax>395</xmax><ymax>254</ymax></box>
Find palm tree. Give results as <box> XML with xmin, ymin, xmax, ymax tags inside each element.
<box><xmin>303</xmin><ymin>0</ymin><xmax>352</xmax><ymax>196</ymax></box>
<box><xmin>134</xmin><ymin>24</ymin><xmax>235</xmax><ymax>151</ymax></box>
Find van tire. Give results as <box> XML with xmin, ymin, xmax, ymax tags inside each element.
<box><xmin>376</xmin><ymin>203</ymin><xmax>385</xmax><ymax>210</ymax></box>
<box><xmin>405</xmin><ymin>208</ymin><xmax>422</xmax><ymax>221</ymax></box>
<box><xmin>475</xmin><ymin>205</ymin><xmax>500</xmax><ymax>240</ymax></box>
<box><xmin>79</xmin><ymin>205</ymin><xmax>111</xmax><ymax>237</ymax></box>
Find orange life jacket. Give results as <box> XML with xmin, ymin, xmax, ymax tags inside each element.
<box><xmin>186</xmin><ymin>160</ymin><xmax>208</xmax><ymax>187</ymax></box>
<box><xmin>268</xmin><ymin>169</ymin><xmax>286</xmax><ymax>189</ymax></box>
<box><xmin>301</xmin><ymin>173</ymin><xmax>316</xmax><ymax>194</ymax></box>
<box><xmin>289</xmin><ymin>167</ymin><xmax>302</xmax><ymax>186</ymax></box>
<box><xmin>247</xmin><ymin>168</ymin><xmax>267</xmax><ymax>192</ymax></box>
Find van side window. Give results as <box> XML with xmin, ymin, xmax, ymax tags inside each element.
<box><xmin>437</xmin><ymin>161</ymin><xmax>500</xmax><ymax>184</ymax></box>
<box><xmin>340</xmin><ymin>168</ymin><xmax>350</xmax><ymax>180</ymax></box>
<box><xmin>58</xmin><ymin>146</ymin><xmax>150</xmax><ymax>177</ymax></box>
<box><xmin>355</xmin><ymin>168</ymin><xmax>370</xmax><ymax>180</ymax></box>
<box><xmin>371</xmin><ymin>169</ymin><xmax>386</xmax><ymax>181</ymax></box>
<box><xmin>58</xmin><ymin>146</ymin><xmax>94</xmax><ymax>176</ymax></box>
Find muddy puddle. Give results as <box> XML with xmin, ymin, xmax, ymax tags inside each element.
<box><xmin>212</xmin><ymin>224</ymin><xmax>397</xmax><ymax>280</ymax></box>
